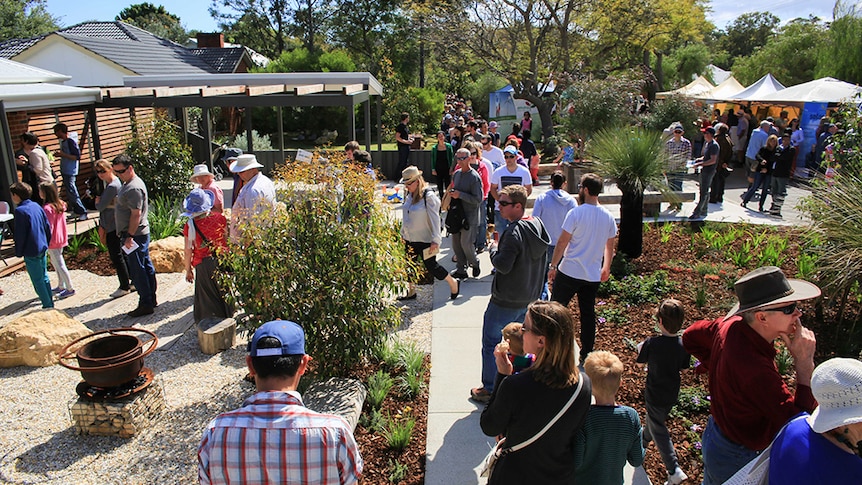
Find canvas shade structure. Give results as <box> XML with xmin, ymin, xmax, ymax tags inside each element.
<box><xmin>728</xmin><ymin>74</ymin><xmax>786</xmax><ymax>102</ymax></box>
<box><xmin>756</xmin><ymin>77</ymin><xmax>862</xmax><ymax>104</ymax></box>
<box><xmin>656</xmin><ymin>75</ymin><xmax>715</xmax><ymax>99</ymax></box>
<box><xmin>694</xmin><ymin>76</ymin><xmax>746</xmax><ymax>102</ymax></box>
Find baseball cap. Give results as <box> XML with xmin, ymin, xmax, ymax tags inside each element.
<box><xmin>248</xmin><ymin>320</ymin><xmax>305</xmax><ymax>357</ymax></box>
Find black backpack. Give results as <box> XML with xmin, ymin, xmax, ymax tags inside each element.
<box><xmin>445</xmin><ymin>198</ymin><xmax>469</xmax><ymax>234</ymax></box>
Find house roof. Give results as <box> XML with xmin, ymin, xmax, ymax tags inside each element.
<box><xmin>0</xmin><ymin>57</ymin><xmax>70</xmax><ymax>84</ymax></box>
<box><xmin>189</xmin><ymin>47</ymin><xmax>251</xmax><ymax>73</ymax></box>
<box><xmin>0</xmin><ymin>21</ymin><xmax>246</xmax><ymax>75</ymax></box>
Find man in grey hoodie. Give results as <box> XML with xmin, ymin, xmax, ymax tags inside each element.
<box><xmin>471</xmin><ymin>184</ymin><xmax>551</xmax><ymax>403</ymax></box>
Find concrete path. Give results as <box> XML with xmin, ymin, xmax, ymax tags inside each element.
<box><xmin>423</xmin><ymin>168</ymin><xmax>808</xmax><ymax>485</ymax></box>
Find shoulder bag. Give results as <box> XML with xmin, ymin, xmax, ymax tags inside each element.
<box><xmin>480</xmin><ymin>374</ymin><xmax>585</xmax><ymax>478</ymax></box>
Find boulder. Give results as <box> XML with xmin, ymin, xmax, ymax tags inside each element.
<box><xmin>149</xmin><ymin>236</ymin><xmax>185</xmax><ymax>273</ymax></box>
<box><xmin>304</xmin><ymin>377</ymin><xmax>367</xmax><ymax>432</ymax></box>
<box><xmin>0</xmin><ymin>309</ymin><xmax>91</xmax><ymax>367</ymax></box>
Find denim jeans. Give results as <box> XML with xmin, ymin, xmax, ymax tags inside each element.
<box><xmin>666</xmin><ymin>171</ymin><xmax>685</xmax><ymax>192</ymax></box>
<box><xmin>62</xmin><ymin>173</ymin><xmax>87</xmax><ymax>215</ymax></box>
<box><xmin>769</xmin><ymin>176</ymin><xmax>789</xmax><ymax>212</ymax></box>
<box><xmin>551</xmin><ymin>271</ymin><xmax>599</xmax><ymax>362</ymax></box>
<box><xmin>481</xmin><ymin>301</ymin><xmax>527</xmax><ymax>392</ymax></box>
<box><xmin>123</xmin><ymin>234</ymin><xmax>157</xmax><ymax>307</ymax></box>
<box><xmin>701</xmin><ymin>415</ymin><xmax>759</xmax><ymax>485</ymax></box>
<box><xmin>24</xmin><ymin>253</ymin><xmax>53</xmax><ymax>308</ymax></box>
<box><xmin>475</xmin><ymin>198</ymin><xmax>487</xmax><ymax>250</ymax></box>
<box><xmin>540</xmin><ymin>245</ymin><xmax>555</xmax><ymax>300</ymax></box>
<box><xmin>494</xmin><ymin>210</ymin><xmax>510</xmax><ymax>237</ymax></box>
<box><xmin>692</xmin><ymin>166</ymin><xmax>716</xmax><ymax>217</ymax></box>
<box><xmin>741</xmin><ymin>171</ymin><xmax>770</xmax><ymax>208</ymax></box>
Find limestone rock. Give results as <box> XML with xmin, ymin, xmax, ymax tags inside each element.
<box><xmin>149</xmin><ymin>236</ymin><xmax>184</xmax><ymax>273</ymax></box>
<box><xmin>0</xmin><ymin>309</ymin><xmax>91</xmax><ymax>367</ymax></box>
<box><xmin>304</xmin><ymin>377</ymin><xmax>367</xmax><ymax>432</ymax></box>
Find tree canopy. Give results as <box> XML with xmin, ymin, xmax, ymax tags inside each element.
<box><xmin>0</xmin><ymin>0</ymin><xmax>58</xmax><ymax>42</ymax></box>
<box><xmin>117</xmin><ymin>3</ymin><xmax>187</xmax><ymax>43</ymax></box>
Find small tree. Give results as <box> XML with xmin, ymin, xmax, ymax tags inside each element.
<box><xmin>124</xmin><ymin>112</ymin><xmax>195</xmax><ymax>199</ymax></box>
<box><xmin>641</xmin><ymin>94</ymin><xmax>701</xmax><ymax>134</ymax></box>
<box><xmin>218</xmin><ymin>158</ymin><xmax>411</xmax><ymax>377</ymax></box>
<box><xmin>589</xmin><ymin>127</ymin><xmax>668</xmax><ymax>259</ymax></box>
<box><xmin>559</xmin><ymin>74</ymin><xmax>641</xmax><ymax>140</ymax></box>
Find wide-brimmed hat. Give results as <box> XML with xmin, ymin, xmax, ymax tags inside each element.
<box><xmin>181</xmin><ymin>187</ymin><xmax>214</xmax><ymax>217</ymax></box>
<box><xmin>190</xmin><ymin>164</ymin><xmax>214</xmax><ymax>182</ymax></box>
<box><xmin>229</xmin><ymin>154</ymin><xmax>263</xmax><ymax>173</ymax></box>
<box><xmin>808</xmin><ymin>358</ymin><xmax>862</xmax><ymax>433</ymax></box>
<box><xmin>399</xmin><ymin>166</ymin><xmax>423</xmax><ymax>184</ymax></box>
<box><xmin>725</xmin><ymin>266</ymin><xmax>821</xmax><ymax>319</ymax></box>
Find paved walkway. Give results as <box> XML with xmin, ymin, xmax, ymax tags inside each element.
<box><xmin>423</xmin><ymin>168</ymin><xmax>810</xmax><ymax>484</ymax></box>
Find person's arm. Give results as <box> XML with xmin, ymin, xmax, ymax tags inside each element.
<box><xmin>681</xmin><ymin>317</ymin><xmax>721</xmax><ymax>374</ymax></box>
<box><xmin>547</xmin><ymin>229</ymin><xmax>572</xmax><ymax>284</ymax></box>
<box><xmin>184</xmin><ymin>235</ymin><xmax>194</xmax><ymax>283</ymax></box>
<box><xmin>425</xmin><ymin>192</ymin><xmax>443</xmax><ymax>246</ymax></box>
<box><xmin>479</xmin><ymin>375</ymin><xmax>514</xmax><ymax>437</ymax></box>
<box><xmin>627</xmin><ymin>413</ymin><xmax>646</xmax><ymax>467</ymax></box>
<box><xmin>95</xmin><ymin>184</ymin><xmax>117</xmax><ymax>211</ymax></box>
<box><xmin>490</xmin><ymin>226</ymin><xmax>521</xmax><ymax>274</ymax></box>
<box><xmin>197</xmin><ymin>431</ymin><xmax>213</xmax><ymax>485</ymax></box>
<box><xmin>600</xmin><ymin>237</ymin><xmax>614</xmax><ymax>282</ymax></box>
<box><xmin>13</xmin><ymin>210</ymin><xmax>27</xmax><ymax>257</ymax></box>
<box><xmin>124</xmin><ymin>209</ymin><xmax>141</xmax><ymax>249</ymax></box>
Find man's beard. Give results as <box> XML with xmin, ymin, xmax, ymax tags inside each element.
<box><xmin>578</xmin><ymin>191</ymin><xmax>585</xmax><ymax>205</ymax></box>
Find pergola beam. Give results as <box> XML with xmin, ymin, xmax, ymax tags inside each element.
<box><xmin>246</xmin><ymin>84</ymin><xmax>287</xmax><ymax>96</ymax></box>
<box><xmin>103</xmin><ymin>87</ymin><xmax>155</xmax><ymax>98</ymax></box>
<box><xmin>201</xmin><ymin>85</ymin><xmax>247</xmax><ymax>97</ymax></box>
<box><xmin>294</xmin><ymin>84</ymin><xmax>324</xmax><ymax>96</ymax></box>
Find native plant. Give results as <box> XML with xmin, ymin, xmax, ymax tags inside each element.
<box><xmin>218</xmin><ymin>159</ymin><xmax>411</xmax><ymax>377</ymax></box>
<box><xmin>124</xmin><ymin>112</ymin><xmax>195</xmax><ymax>199</ymax></box>
<box><xmin>382</xmin><ymin>412</ymin><xmax>415</xmax><ymax>452</ymax></box>
<box><xmin>367</xmin><ymin>370</ymin><xmax>395</xmax><ymax>409</ymax></box>
<box><xmin>85</xmin><ymin>228</ymin><xmax>107</xmax><ymax>252</ymax></box>
<box><xmin>588</xmin><ymin>126</ymin><xmax>669</xmax><ymax>259</ymax></box>
<box><xmin>148</xmin><ymin>194</ymin><xmax>184</xmax><ymax>241</ymax></box>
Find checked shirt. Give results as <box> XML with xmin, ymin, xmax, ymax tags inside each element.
<box><xmin>198</xmin><ymin>391</ymin><xmax>363</xmax><ymax>484</ymax></box>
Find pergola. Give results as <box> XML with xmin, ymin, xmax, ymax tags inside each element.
<box><xmin>99</xmin><ymin>72</ymin><xmax>384</xmax><ymax>164</ymax></box>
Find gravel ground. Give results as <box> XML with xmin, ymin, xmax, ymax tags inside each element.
<box><xmin>0</xmin><ymin>268</ymin><xmax>432</xmax><ymax>484</ymax></box>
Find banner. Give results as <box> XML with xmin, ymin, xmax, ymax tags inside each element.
<box><xmin>797</xmin><ymin>102</ymin><xmax>827</xmax><ymax>178</ymax></box>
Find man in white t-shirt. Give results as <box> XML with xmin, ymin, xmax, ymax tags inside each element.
<box><xmin>547</xmin><ymin>173</ymin><xmax>617</xmax><ymax>362</ymax></box>
<box><xmin>481</xmin><ymin>133</ymin><xmax>505</xmax><ymax>170</ymax></box>
<box><xmin>490</xmin><ymin>145</ymin><xmax>532</xmax><ymax>235</ymax></box>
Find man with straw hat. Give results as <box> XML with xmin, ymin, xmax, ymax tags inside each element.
<box><xmin>229</xmin><ymin>154</ymin><xmax>276</xmax><ymax>242</ymax></box>
<box><xmin>190</xmin><ymin>164</ymin><xmax>224</xmax><ymax>213</ymax></box>
<box><xmin>683</xmin><ymin>266</ymin><xmax>821</xmax><ymax>485</ymax></box>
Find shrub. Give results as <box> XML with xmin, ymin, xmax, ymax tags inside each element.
<box><xmin>670</xmin><ymin>386</ymin><xmax>711</xmax><ymax>417</ymax></box>
<box><xmin>382</xmin><ymin>413</ymin><xmax>415</xmax><ymax>452</ymax></box>
<box><xmin>641</xmin><ymin>94</ymin><xmax>701</xmax><ymax>133</ymax></box>
<box><xmin>615</xmin><ymin>271</ymin><xmax>676</xmax><ymax>305</ymax></box>
<box><xmin>388</xmin><ymin>459</ymin><xmax>409</xmax><ymax>484</ymax></box>
<box><xmin>367</xmin><ymin>370</ymin><xmax>395</xmax><ymax>410</ymax></box>
<box><xmin>124</xmin><ymin>112</ymin><xmax>195</xmax><ymax>199</ymax></box>
<box><xmin>559</xmin><ymin>73</ymin><xmax>641</xmax><ymax>139</ymax></box>
<box><xmin>148</xmin><ymin>195</ymin><xmax>184</xmax><ymax>241</ymax></box>
<box><xmin>218</xmin><ymin>159</ymin><xmax>411</xmax><ymax>377</ymax></box>
<box><xmin>359</xmin><ymin>407</ymin><xmax>386</xmax><ymax>433</ymax></box>
<box><xmin>397</xmin><ymin>372</ymin><xmax>425</xmax><ymax>400</ymax></box>
<box><xmin>86</xmin><ymin>229</ymin><xmax>107</xmax><ymax>252</ymax></box>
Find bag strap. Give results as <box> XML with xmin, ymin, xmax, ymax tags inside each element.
<box><xmin>506</xmin><ymin>373</ymin><xmax>584</xmax><ymax>454</ymax></box>
<box><xmin>191</xmin><ymin>219</ymin><xmax>211</xmax><ymax>246</ymax></box>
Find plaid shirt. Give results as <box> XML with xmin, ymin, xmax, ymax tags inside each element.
<box><xmin>198</xmin><ymin>391</ymin><xmax>363</xmax><ymax>485</ymax></box>
<box><xmin>665</xmin><ymin>137</ymin><xmax>692</xmax><ymax>172</ymax></box>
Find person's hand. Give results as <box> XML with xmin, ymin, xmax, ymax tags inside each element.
<box><xmin>780</xmin><ymin>323</ymin><xmax>816</xmax><ymax>384</ymax></box>
<box><xmin>430</xmin><ymin>242</ymin><xmax>439</xmax><ymax>252</ymax></box>
<box><xmin>123</xmin><ymin>237</ymin><xmax>134</xmax><ymax>250</ymax></box>
<box><xmin>53</xmin><ymin>150</ymin><xmax>62</xmax><ymax>158</ymax></box>
<box><xmin>432</xmin><ymin>169</ymin><xmax>437</xmax><ymax>176</ymax></box>
<box><xmin>600</xmin><ymin>267</ymin><xmax>611</xmax><ymax>282</ymax></box>
<box><xmin>185</xmin><ymin>268</ymin><xmax>194</xmax><ymax>283</ymax></box>
<box><xmin>494</xmin><ymin>342</ymin><xmax>513</xmax><ymax>376</ymax></box>
<box><xmin>450</xmin><ymin>190</ymin><xmax>460</xmax><ymax>199</ymax></box>
<box><xmin>16</xmin><ymin>155</ymin><xmax>26</xmax><ymax>166</ymax></box>
<box><xmin>547</xmin><ymin>267</ymin><xmax>556</xmax><ymax>284</ymax></box>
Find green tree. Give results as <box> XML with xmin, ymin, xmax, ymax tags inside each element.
<box><xmin>559</xmin><ymin>73</ymin><xmax>640</xmax><ymax>140</ymax></box>
<box><xmin>731</xmin><ymin>17</ymin><xmax>826</xmax><ymax>85</ymax></box>
<box><xmin>0</xmin><ymin>0</ymin><xmax>58</xmax><ymax>42</ymax></box>
<box><xmin>124</xmin><ymin>113</ymin><xmax>195</xmax><ymax>199</ymax></box>
<box><xmin>721</xmin><ymin>12</ymin><xmax>779</xmax><ymax>60</ymax></box>
<box><xmin>816</xmin><ymin>1</ymin><xmax>862</xmax><ymax>84</ymax></box>
<box><xmin>327</xmin><ymin>0</ymin><xmax>403</xmax><ymax>73</ymax></box>
<box><xmin>116</xmin><ymin>3</ymin><xmax>187</xmax><ymax>43</ymax></box>
<box><xmin>661</xmin><ymin>43</ymin><xmax>710</xmax><ymax>89</ymax></box>
<box><xmin>263</xmin><ymin>46</ymin><xmax>355</xmax><ymax>72</ymax></box>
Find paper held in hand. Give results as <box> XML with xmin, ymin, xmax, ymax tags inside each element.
<box><xmin>423</xmin><ymin>246</ymin><xmax>439</xmax><ymax>259</ymax></box>
<box><xmin>122</xmin><ymin>239</ymin><xmax>140</xmax><ymax>254</ymax></box>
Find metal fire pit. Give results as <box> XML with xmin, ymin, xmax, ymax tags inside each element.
<box><xmin>59</xmin><ymin>328</ymin><xmax>158</xmax><ymax>389</ymax></box>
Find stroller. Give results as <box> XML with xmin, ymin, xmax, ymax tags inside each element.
<box><xmin>209</xmin><ymin>145</ymin><xmax>243</xmax><ymax>181</ymax></box>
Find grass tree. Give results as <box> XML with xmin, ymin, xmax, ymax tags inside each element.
<box><xmin>589</xmin><ymin>127</ymin><xmax>668</xmax><ymax>259</ymax></box>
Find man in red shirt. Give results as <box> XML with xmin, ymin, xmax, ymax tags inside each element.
<box><xmin>682</xmin><ymin>266</ymin><xmax>820</xmax><ymax>485</ymax></box>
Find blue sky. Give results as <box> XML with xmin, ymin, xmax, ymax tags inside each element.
<box><xmin>46</xmin><ymin>0</ymin><xmax>836</xmax><ymax>33</ymax></box>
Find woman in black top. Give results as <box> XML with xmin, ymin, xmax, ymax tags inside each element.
<box><xmin>480</xmin><ymin>300</ymin><xmax>592</xmax><ymax>485</ymax></box>
<box><xmin>430</xmin><ymin>131</ymin><xmax>454</xmax><ymax>199</ymax></box>
<box><xmin>741</xmin><ymin>134</ymin><xmax>778</xmax><ymax>212</ymax></box>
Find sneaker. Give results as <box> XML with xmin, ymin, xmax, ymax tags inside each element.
<box><xmin>110</xmin><ymin>288</ymin><xmax>131</xmax><ymax>298</ymax></box>
<box><xmin>665</xmin><ymin>467</ymin><xmax>688</xmax><ymax>485</ymax></box>
<box><xmin>52</xmin><ymin>287</ymin><xmax>64</xmax><ymax>293</ymax></box>
<box><xmin>127</xmin><ymin>305</ymin><xmax>154</xmax><ymax>318</ymax></box>
<box><xmin>58</xmin><ymin>289</ymin><xmax>76</xmax><ymax>299</ymax></box>
<box><xmin>470</xmin><ymin>387</ymin><xmax>492</xmax><ymax>403</ymax></box>
<box><xmin>472</xmin><ymin>263</ymin><xmax>480</xmax><ymax>278</ymax></box>
<box><xmin>78</xmin><ymin>213</ymin><xmax>88</xmax><ymax>221</ymax></box>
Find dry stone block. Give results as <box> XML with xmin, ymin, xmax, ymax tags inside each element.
<box><xmin>0</xmin><ymin>309</ymin><xmax>91</xmax><ymax>367</ymax></box>
<box><xmin>304</xmin><ymin>377</ymin><xmax>366</xmax><ymax>432</ymax></box>
<box><xmin>149</xmin><ymin>236</ymin><xmax>185</xmax><ymax>273</ymax></box>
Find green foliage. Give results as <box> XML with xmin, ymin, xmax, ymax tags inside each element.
<box><xmin>218</xmin><ymin>160</ymin><xmax>410</xmax><ymax>377</ymax></box>
<box><xmin>660</xmin><ymin>223</ymin><xmax>675</xmax><ymax>243</ymax></box>
<box><xmin>388</xmin><ymin>459</ymin><xmax>409</xmax><ymax>484</ymax></box>
<box><xmin>385</xmin><ymin>86</ymin><xmax>445</xmax><ymax>137</ymax></box>
<box><xmin>375</xmin><ymin>338</ymin><xmax>403</xmax><ymax>371</ymax></box>
<box><xmin>796</xmin><ymin>252</ymin><xmax>817</xmax><ymax>280</ymax></box>
<box><xmin>597</xmin><ymin>303</ymin><xmax>627</xmax><ymax>326</ymax></box>
<box><xmin>66</xmin><ymin>231</ymin><xmax>86</xmax><ymax>259</ymax></box>
<box><xmin>757</xmin><ymin>236</ymin><xmax>788</xmax><ymax>268</ymax></box>
<box><xmin>116</xmin><ymin>2</ymin><xmax>187</xmax><ymax>43</ymax></box>
<box><xmin>731</xmin><ymin>18</ymin><xmax>826</xmax><ymax>86</ymax></box>
<box><xmin>359</xmin><ymin>407</ymin><xmax>386</xmax><ymax>433</ymax></box>
<box><xmin>397</xmin><ymin>372</ymin><xmax>425</xmax><ymax>400</ymax></box>
<box><xmin>148</xmin><ymin>195</ymin><xmax>184</xmax><ymax>241</ymax></box>
<box><xmin>612</xmin><ymin>271</ymin><xmax>676</xmax><ymax>305</ymax></box>
<box><xmin>382</xmin><ymin>413</ymin><xmax>415</xmax><ymax>451</ymax></box>
<box><xmin>124</xmin><ymin>113</ymin><xmax>195</xmax><ymax>199</ymax></box>
<box><xmin>396</xmin><ymin>341</ymin><xmax>425</xmax><ymax>377</ymax></box>
<box><xmin>264</xmin><ymin>47</ymin><xmax>356</xmax><ymax>73</ymax></box>
<box><xmin>661</xmin><ymin>44</ymin><xmax>711</xmax><ymax>89</ymax></box>
<box><xmin>462</xmin><ymin>71</ymin><xmax>508</xmax><ymax>119</ymax></box>
<box><xmin>670</xmin><ymin>386</ymin><xmax>711</xmax><ymax>417</ymax></box>
<box><xmin>0</xmin><ymin>0</ymin><xmax>58</xmax><ymax>43</ymax></box>
<box><xmin>721</xmin><ymin>12</ymin><xmax>780</xmax><ymax>60</ymax></box>
<box><xmin>367</xmin><ymin>370</ymin><xmax>395</xmax><ymax>410</ymax></box>
<box><xmin>560</xmin><ymin>74</ymin><xmax>640</xmax><ymax>139</ymax></box>
<box><xmin>775</xmin><ymin>342</ymin><xmax>794</xmax><ymax>376</ymax></box>
<box><xmin>729</xmin><ymin>241</ymin><xmax>754</xmax><ymax>268</ymax></box>
<box><xmin>86</xmin><ymin>229</ymin><xmax>108</xmax><ymax>252</ymax></box>
<box><xmin>216</xmin><ymin>130</ymin><xmax>274</xmax><ymax>152</ymax></box>
<box><xmin>816</xmin><ymin>3</ymin><xmax>862</xmax><ymax>85</ymax></box>
<box><xmin>589</xmin><ymin>127</ymin><xmax>667</xmax><ymax>195</ymax></box>
<box><xmin>610</xmin><ymin>253</ymin><xmax>637</xmax><ymax>279</ymax></box>
<box><xmin>694</xmin><ymin>284</ymin><xmax>707</xmax><ymax>309</ymax></box>
<box><xmin>641</xmin><ymin>95</ymin><xmax>701</xmax><ymax>134</ymax></box>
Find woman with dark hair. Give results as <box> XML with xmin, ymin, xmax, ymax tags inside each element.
<box><xmin>430</xmin><ymin>131</ymin><xmax>454</xmax><ymax>199</ymax></box>
<box><xmin>741</xmin><ymin>134</ymin><xmax>778</xmax><ymax>212</ymax></box>
<box><xmin>16</xmin><ymin>132</ymin><xmax>54</xmax><ymax>206</ymax></box>
<box><xmin>480</xmin><ymin>300</ymin><xmax>592</xmax><ymax>485</ymax></box>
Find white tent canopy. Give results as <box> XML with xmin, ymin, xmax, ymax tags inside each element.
<box><xmin>656</xmin><ymin>75</ymin><xmax>714</xmax><ymax>99</ymax></box>
<box><xmin>757</xmin><ymin>77</ymin><xmax>862</xmax><ymax>103</ymax></box>
<box><xmin>694</xmin><ymin>76</ymin><xmax>745</xmax><ymax>101</ymax></box>
<box><xmin>729</xmin><ymin>73</ymin><xmax>785</xmax><ymax>101</ymax></box>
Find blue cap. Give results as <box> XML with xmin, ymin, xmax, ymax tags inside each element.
<box><xmin>248</xmin><ymin>320</ymin><xmax>305</xmax><ymax>357</ymax></box>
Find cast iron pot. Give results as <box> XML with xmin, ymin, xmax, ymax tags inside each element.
<box><xmin>59</xmin><ymin>328</ymin><xmax>158</xmax><ymax>388</ymax></box>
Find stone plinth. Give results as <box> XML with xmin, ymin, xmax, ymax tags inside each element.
<box><xmin>69</xmin><ymin>380</ymin><xmax>165</xmax><ymax>438</ymax></box>
<box><xmin>304</xmin><ymin>377</ymin><xmax>366</xmax><ymax>432</ymax></box>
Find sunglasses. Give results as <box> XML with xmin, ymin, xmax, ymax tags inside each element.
<box><xmin>674</xmin><ymin>130</ymin><xmax>683</xmax><ymax>134</ymax></box>
<box><xmin>765</xmin><ymin>302</ymin><xmax>797</xmax><ymax>315</ymax></box>
<box><xmin>498</xmin><ymin>200</ymin><xmax>515</xmax><ymax>207</ymax></box>
<box><xmin>504</xmin><ymin>154</ymin><xmax>516</xmax><ymax>159</ymax></box>
<box><xmin>96</xmin><ymin>169</ymin><xmax>107</xmax><ymax>174</ymax></box>
<box><xmin>470</xmin><ymin>151</ymin><xmax>478</xmax><ymax>156</ymax></box>
<box><xmin>455</xmin><ymin>155</ymin><xmax>469</xmax><ymax>161</ymax></box>
<box><xmin>113</xmin><ymin>167</ymin><xmax>128</xmax><ymax>174</ymax></box>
